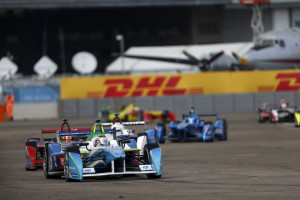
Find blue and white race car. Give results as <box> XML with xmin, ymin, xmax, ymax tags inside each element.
<box><xmin>43</xmin><ymin>118</ymin><xmax>162</xmax><ymax>181</ymax></box>
<box><xmin>157</xmin><ymin>107</ymin><xmax>228</xmax><ymax>142</ymax></box>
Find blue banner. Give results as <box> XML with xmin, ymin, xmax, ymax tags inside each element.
<box><xmin>14</xmin><ymin>86</ymin><xmax>60</xmax><ymax>103</ymax></box>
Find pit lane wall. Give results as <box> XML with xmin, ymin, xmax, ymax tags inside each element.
<box><xmin>59</xmin><ymin>69</ymin><xmax>300</xmax><ymax>118</ymax></box>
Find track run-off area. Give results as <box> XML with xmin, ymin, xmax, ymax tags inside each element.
<box><xmin>1</xmin><ymin>113</ymin><xmax>300</xmax><ymax>200</ymax></box>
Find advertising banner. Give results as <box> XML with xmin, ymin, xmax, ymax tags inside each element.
<box><xmin>60</xmin><ymin>70</ymin><xmax>300</xmax><ymax>99</ymax></box>
<box><xmin>14</xmin><ymin>86</ymin><xmax>60</xmax><ymax>103</ymax></box>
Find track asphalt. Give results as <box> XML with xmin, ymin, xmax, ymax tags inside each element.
<box><xmin>1</xmin><ymin>113</ymin><xmax>300</xmax><ymax>200</ymax></box>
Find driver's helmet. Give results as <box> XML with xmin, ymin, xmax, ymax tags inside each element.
<box><xmin>61</xmin><ymin>136</ymin><xmax>72</xmax><ymax>143</ymax></box>
<box><xmin>94</xmin><ymin>136</ymin><xmax>109</xmax><ymax>147</ymax></box>
<box><xmin>188</xmin><ymin>117</ymin><xmax>195</xmax><ymax>123</ymax></box>
<box><xmin>189</xmin><ymin>107</ymin><xmax>196</xmax><ymax>115</ymax></box>
<box><xmin>262</xmin><ymin>102</ymin><xmax>268</xmax><ymax>109</ymax></box>
<box><xmin>280</xmin><ymin>98</ymin><xmax>287</xmax><ymax>109</ymax></box>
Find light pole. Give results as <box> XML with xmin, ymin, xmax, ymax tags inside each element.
<box><xmin>116</xmin><ymin>34</ymin><xmax>125</xmax><ymax>75</ymax></box>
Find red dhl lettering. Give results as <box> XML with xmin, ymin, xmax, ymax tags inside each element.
<box><xmin>275</xmin><ymin>73</ymin><xmax>300</xmax><ymax>91</ymax></box>
<box><xmin>258</xmin><ymin>73</ymin><xmax>300</xmax><ymax>92</ymax></box>
<box><xmin>93</xmin><ymin>76</ymin><xmax>187</xmax><ymax>98</ymax></box>
<box><xmin>104</xmin><ymin>79</ymin><xmax>132</xmax><ymax>97</ymax></box>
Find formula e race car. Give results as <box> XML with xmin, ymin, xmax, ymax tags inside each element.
<box><xmin>43</xmin><ymin>117</ymin><xmax>162</xmax><ymax>181</ymax></box>
<box><xmin>257</xmin><ymin>99</ymin><xmax>295</xmax><ymax>123</ymax></box>
<box><xmin>294</xmin><ymin>109</ymin><xmax>300</xmax><ymax>127</ymax></box>
<box><xmin>157</xmin><ymin>108</ymin><xmax>228</xmax><ymax>143</ymax></box>
<box><xmin>25</xmin><ymin>119</ymin><xmax>90</xmax><ymax>170</ymax></box>
<box><xmin>257</xmin><ymin>102</ymin><xmax>273</xmax><ymax>123</ymax></box>
<box><xmin>25</xmin><ymin>138</ymin><xmax>44</xmax><ymax>170</ymax></box>
<box><xmin>99</xmin><ymin>103</ymin><xmax>176</xmax><ymax>123</ymax></box>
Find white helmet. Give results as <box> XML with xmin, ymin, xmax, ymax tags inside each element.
<box><xmin>94</xmin><ymin>136</ymin><xmax>109</xmax><ymax>147</ymax></box>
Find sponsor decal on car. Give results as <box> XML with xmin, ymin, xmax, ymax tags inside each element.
<box><xmin>58</xmin><ymin>155</ymin><xmax>64</xmax><ymax>168</ymax></box>
<box><xmin>139</xmin><ymin>165</ymin><xmax>152</xmax><ymax>171</ymax></box>
<box><xmin>70</xmin><ymin>173</ymin><xmax>78</xmax><ymax>178</ymax></box>
<box><xmin>83</xmin><ymin>168</ymin><xmax>95</xmax><ymax>173</ymax></box>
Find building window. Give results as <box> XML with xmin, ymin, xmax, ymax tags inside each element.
<box><xmin>6</xmin><ymin>35</ymin><xmax>18</xmax><ymax>45</ymax></box>
<box><xmin>198</xmin><ymin>23</ymin><xmax>218</xmax><ymax>34</ymax></box>
<box><xmin>295</xmin><ymin>20</ymin><xmax>300</xmax><ymax>27</ymax></box>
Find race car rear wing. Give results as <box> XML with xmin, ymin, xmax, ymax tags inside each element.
<box><xmin>102</xmin><ymin>121</ymin><xmax>145</xmax><ymax>126</ymax></box>
<box><xmin>41</xmin><ymin>128</ymin><xmax>91</xmax><ymax>144</ymax></box>
<box><xmin>182</xmin><ymin>113</ymin><xmax>219</xmax><ymax>120</ymax></box>
<box><xmin>197</xmin><ymin>114</ymin><xmax>218</xmax><ymax>117</ymax></box>
<box><xmin>59</xmin><ymin>130</ymin><xmax>92</xmax><ymax>136</ymax></box>
<box><xmin>182</xmin><ymin>113</ymin><xmax>218</xmax><ymax>117</ymax></box>
<box><xmin>102</xmin><ymin>121</ymin><xmax>147</xmax><ymax>132</ymax></box>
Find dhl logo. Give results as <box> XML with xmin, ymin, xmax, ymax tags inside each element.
<box><xmin>87</xmin><ymin>76</ymin><xmax>203</xmax><ymax>98</ymax></box>
<box><xmin>258</xmin><ymin>73</ymin><xmax>300</xmax><ymax>92</ymax></box>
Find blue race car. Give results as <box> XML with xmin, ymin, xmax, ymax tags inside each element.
<box><xmin>157</xmin><ymin>107</ymin><xmax>228</xmax><ymax>142</ymax></box>
<box><xmin>43</xmin><ymin>118</ymin><xmax>162</xmax><ymax>181</ymax></box>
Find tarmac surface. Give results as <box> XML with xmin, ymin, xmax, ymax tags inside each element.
<box><xmin>1</xmin><ymin>113</ymin><xmax>300</xmax><ymax>200</ymax></box>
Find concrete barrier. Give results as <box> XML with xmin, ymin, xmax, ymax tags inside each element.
<box><xmin>14</xmin><ymin>102</ymin><xmax>58</xmax><ymax>120</ymax></box>
<box><xmin>57</xmin><ymin>91</ymin><xmax>300</xmax><ymax>119</ymax></box>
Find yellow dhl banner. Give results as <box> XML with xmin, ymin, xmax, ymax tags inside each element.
<box><xmin>61</xmin><ymin>69</ymin><xmax>300</xmax><ymax>99</ymax></box>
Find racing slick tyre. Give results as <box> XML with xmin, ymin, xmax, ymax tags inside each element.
<box><xmin>43</xmin><ymin>144</ymin><xmax>62</xmax><ymax>179</ymax></box>
<box><xmin>144</xmin><ymin>144</ymin><xmax>162</xmax><ymax>179</ymax></box>
<box><xmin>155</xmin><ymin>129</ymin><xmax>159</xmax><ymax>144</ymax></box>
<box><xmin>218</xmin><ymin>119</ymin><xmax>228</xmax><ymax>141</ymax></box>
<box><xmin>156</xmin><ymin>123</ymin><xmax>166</xmax><ymax>144</ymax></box>
<box><xmin>257</xmin><ymin>113</ymin><xmax>264</xmax><ymax>123</ymax></box>
<box><xmin>64</xmin><ymin>152</ymin><xmax>70</xmax><ymax>182</ymax></box>
<box><xmin>43</xmin><ymin>143</ymin><xmax>51</xmax><ymax>178</ymax></box>
<box><xmin>64</xmin><ymin>146</ymin><xmax>80</xmax><ymax>182</ymax></box>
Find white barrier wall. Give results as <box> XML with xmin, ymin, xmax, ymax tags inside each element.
<box><xmin>14</xmin><ymin>102</ymin><xmax>58</xmax><ymax>120</ymax></box>
<box><xmin>11</xmin><ymin>91</ymin><xmax>300</xmax><ymax>120</ymax></box>
<box><xmin>58</xmin><ymin>92</ymin><xmax>300</xmax><ymax>119</ymax></box>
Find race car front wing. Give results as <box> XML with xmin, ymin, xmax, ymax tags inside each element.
<box><xmin>82</xmin><ymin>160</ymin><xmax>156</xmax><ymax>177</ymax></box>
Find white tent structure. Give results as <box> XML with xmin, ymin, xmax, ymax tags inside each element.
<box><xmin>105</xmin><ymin>42</ymin><xmax>253</xmax><ymax>75</ymax></box>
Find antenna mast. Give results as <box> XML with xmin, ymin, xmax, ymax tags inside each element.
<box><xmin>239</xmin><ymin>0</ymin><xmax>270</xmax><ymax>45</ymax></box>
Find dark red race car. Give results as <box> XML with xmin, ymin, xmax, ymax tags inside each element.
<box><xmin>25</xmin><ymin>119</ymin><xmax>90</xmax><ymax>170</ymax></box>
<box><xmin>257</xmin><ymin>99</ymin><xmax>295</xmax><ymax>123</ymax></box>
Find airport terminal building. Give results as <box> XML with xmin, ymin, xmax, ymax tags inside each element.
<box><xmin>0</xmin><ymin>0</ymin><xmax>300</xmax><ymax>75</ymax></box>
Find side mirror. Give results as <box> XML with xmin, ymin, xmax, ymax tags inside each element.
<box><xmin>44</xmin><ymin>138</ymin><xmax>52</xmax><ymax>142</ymax></box>
<box><xmin>79</xmin><ymin>142</ymin><xmax>89</xmax><ymax>147</ymax></box>
<box><xmin>120</xmin><ymin>139</ymin><xmax>131</xmax><ymax>143</ymax></box>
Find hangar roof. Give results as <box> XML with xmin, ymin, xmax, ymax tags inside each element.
<box><xmin>0</xmin><ymin>0</ymin><xmax>229</xmax><ymax>9</ymax></box>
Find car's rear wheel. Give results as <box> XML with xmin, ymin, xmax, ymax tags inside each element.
<box><xmin>64</xmin><ymin>152</ymin><xmax>70</xmax><ymax>182</ymax></box>
<box><xmin>43</xmin><ymin>143</ymin><xmax>50</xmax><ymax>178</ymax></box>
<box><xmin>257</xmin><ymin>111</ymin><xmax>264</xmax><ymax>123</ymax></box>
<box><xmin>218</xmin><ymin>119</ymin><xmax>228</xmax><ymax>141</ymax></box>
